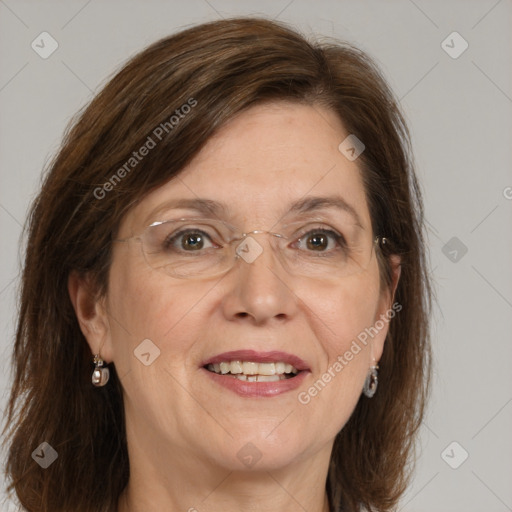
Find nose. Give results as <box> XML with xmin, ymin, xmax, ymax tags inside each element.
<box><xmin>220</xmin><ymin>233</ymin><xmax>297</xmax><ymax>325</ymax></box>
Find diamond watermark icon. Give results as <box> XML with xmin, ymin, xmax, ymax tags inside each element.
<box><xmin>441</xmin><ymin>32</ymin><xmax>468</xmax><ymax>59</ymax></box>
<box><xmin>442</xmin><ymin>236</ymin><xmax>468</xmax><ymax>263</ymax></box>
<box><xmin>31</xmin><ymin>32</ymin><xmax>59</xmax><ymax>59</ymax></box>
<box><xmin>236</xmin><ymin>236</ymin><xmax>263</xmax><ymax>264</ymax></box>
<box><xmin>441</xmin><ymin>441</ymin><xmax>469</xmax><ymax>469</ymax></box>
<box><xmin>32</xmin><ymin>442</ymin><xmax>58</xmax><ymax>469</ymax></box>
<box><xmin>134</xmin><ymin>338</ymin><xmax>161</xmax><ymax>366</ymax></box>
<box><xmin>236</xmin><ymin>442</ymin><xmax>262</xmax><ymax>468</ymax></box>
<box><xmin>338</xmin><ymin>134</ymin><xmax>365</xmax><ymax>161</ymax></box>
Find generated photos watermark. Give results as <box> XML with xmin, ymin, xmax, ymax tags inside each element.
<box><xmin>298</xmin><ymin>301</ymin><xmax>402</xmax><ymax>405</ymax></box>
<box><xmin>93</xmin><ymin>97</ymin><xmax>197</xmax><ymax>200</ymax></box>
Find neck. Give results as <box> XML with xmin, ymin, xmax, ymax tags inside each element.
<box><xmin>117</xmin><ymin>429</ymin><xmax>333</xmax><ymax>512</ymax></box>
<box><xmin>118</xmin><ymin>474</ymin><xmax>332</xmax><ymax>512</ymax></box>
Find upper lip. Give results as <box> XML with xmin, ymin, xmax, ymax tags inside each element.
<box><xmin>201</xmin><ymin>350</ymin><xmax>310</xmax><ymax>371</ymax></box>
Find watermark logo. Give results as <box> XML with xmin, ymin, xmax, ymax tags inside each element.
<box><xmin>441</xmin><ymin>31</ymin><xmax>469</xmax><ymax>59</ymax></box>
<box><xmin>236</xmin><ymin>442</ymin><xmax>262</xmax><ymax>468</ymax></box>
<box><xmin>32</xmin><ymin>441</ymin><xmax>58</xmax><ymax>469</ymax></box>
<box><xmin>236</xmin><ymin>237</ymin><xmax>264</xmax><ymax>264</ymax></box>
<box><xmin>31</xmin><ymin>32</ymin><xmax>59</xmax><ymax>59</ymax></box>
<box><xmin>338</xmin><ymin>134</ymin><xmax>365</xmax><ymax>161</ymax></box>
<box><xmin>134</xmin><ymin>338</ymin><xmax>161</xmax><ymax>366</ymax></box>
<box><xmin>441</xmin><ymin>441</ymin><xmax>469</xmax><ymax>469</ymax></box>
<box><xmin>442</xmin><ymin>236</ymin><xmax>468</xmax><ymax>263</ymax></box>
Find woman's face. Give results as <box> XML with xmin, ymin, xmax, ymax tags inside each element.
<box><xmin>82</xmin><ymin>102</ymin><xmax>396</xmax><ymax>474</ymax></box>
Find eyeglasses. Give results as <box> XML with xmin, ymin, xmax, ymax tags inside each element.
<box><xmin>114</xmin><ymin>217</ymin><xmax>386</xmax><ymax>280</ymax></box>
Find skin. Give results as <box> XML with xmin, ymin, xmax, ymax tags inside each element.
<box><xmin>69</xmin><ymin>101</ymin><xmax>400</xmax><ymax>512</ymax></box>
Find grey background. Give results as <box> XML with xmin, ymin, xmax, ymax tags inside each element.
<box><xmin>1</xmin><ymin>1</ymin><xmax>511</xmax><ymax>510</ymax></box>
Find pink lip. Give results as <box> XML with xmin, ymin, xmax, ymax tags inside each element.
<box><xmin>200</xmin><ymin>350</ymin><xmax>311</xmax><ymax>398</ymax></box>
<box><xmin>201</xmin><ymin>350</ymin><xmax>310</xmax><ymax>371</ymax></box>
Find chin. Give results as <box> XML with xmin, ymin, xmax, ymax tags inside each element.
<box><xmin>210</xmin><ymin>426</ymin><xmax>312</xmax><ymax>472</ymax></box>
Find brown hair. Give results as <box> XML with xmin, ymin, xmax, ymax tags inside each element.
<box><xmin>2</xmin><ymin>17</ymin><xmax>432</xmax><ymax>512</ymax></box>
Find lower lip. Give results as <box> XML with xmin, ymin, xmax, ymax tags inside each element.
<box><xmin>201</xmin><ymin>367</ymin><xmax>309</xmax><ymax>398</ymax></box>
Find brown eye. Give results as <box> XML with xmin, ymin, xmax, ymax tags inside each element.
<box><xmin>164</xmin><ymin>229</ymin><xmax>214</xmax><ymax>252</ymax></box>
<box><xmin>296</xmin><ymin>228</ymin><xmax>346</xmax><ymax>253</ymax></box>
<box><xmin>306</xmin><ymin>232</ymin><xmax>329</xmax><ymax>251</ymax></box>
<box><xmin>180</xmin><ymin>232</ymin><xmax>206</xmax><ymax>251</ymax></box>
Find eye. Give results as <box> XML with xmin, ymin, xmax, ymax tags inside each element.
<box><xmin>294</xmin><ymin>228</ymin><xmax>347</xmax><ymax>253</ymax></box>
<box><xmin>163</xmin><ymin>228</ymin><xmax>218</xmax><ymax>252</ymax></box>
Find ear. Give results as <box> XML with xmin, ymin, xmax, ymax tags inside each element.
<box><xmin>387</xmin><ymin>254</ymin><xmax>401</xmax><ymax>305</ymax></box>
<box><xmin>68</xmin><ymin>271</ymin><xmax>113</xmax><ymax>362</ymax></box>
<box><xmin>372</xmin><ymin>254</ymin><xmax>402</xmax><ymax>362</ymax></box>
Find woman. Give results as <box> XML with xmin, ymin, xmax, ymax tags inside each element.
<box><xmin>3</xmin><ymin>16</ymin><xmax>432</xmax><ymax>512</ymax></box>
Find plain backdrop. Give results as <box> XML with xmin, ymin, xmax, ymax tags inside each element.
<box><xmin>1</xmin><ymin>1</ymin><xmax>511</xmax><ymax>511</ymax></box>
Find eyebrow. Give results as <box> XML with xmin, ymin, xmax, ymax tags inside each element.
<box><xmin>147</xmin><ymin>195</ymin><xmax>364</xmax><ymax>227</ymax></box>
<box><xmin>288</xmin><ymin>196</ymin><xmax>364</xmax><ymax>227</ymax></box>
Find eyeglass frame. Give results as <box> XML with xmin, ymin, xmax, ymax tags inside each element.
<box><xmin>113</xmin><ymin>216</ymin><xmax>389</xmax><ymax>279</ymax></box>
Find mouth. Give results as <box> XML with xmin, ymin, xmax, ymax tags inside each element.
<box><xmin>201</xmin><ymin>350</ymin><xmax>310</xmax><ymax>397</ymax></box>
<box><xmin>205</xmin><ymin>361</ymin><xmax>299</xmax><ymax>382</ymax></box>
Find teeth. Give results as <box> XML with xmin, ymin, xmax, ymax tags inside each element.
<box><xmin>206</xmin><ymin>360</ymin><xmax>300</xmax><ymax>377</ymax></box>
<box><xmin>235</xmin><ymin>374</ymin><xmax>283</xmax><ymax>382</ymax></box>
<box><xmin>256</xmin><ymin>374</ymin><xmax>280</xmax><ymax>382</ymax></box>
<box><xmin>242</xmin><ymin>362</ymin><xmax>259</xmax><ymax>375</ymax></box>
<box><xmin>230</xmin><ymin>361</ymin><xmax>243</xmax><ymax>374</ymax></box>
<box><xmin>258</xmin><ymin>363</ymin><xmax>275</xmax><ymax>375</ymax></box>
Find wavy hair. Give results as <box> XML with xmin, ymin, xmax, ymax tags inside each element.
<box><xmin>2</xmin><ymin>17</ymin><xmax>432</xmax><ymax>512</ymax></box>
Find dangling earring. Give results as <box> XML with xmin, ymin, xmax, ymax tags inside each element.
<box><xmin>363</xmin><ymin>362</ymin><xmax>379</xmax><ymax>398</ymax></box>
<box><xmin>92</xmin><ymin>354</ymin><xmax>110</xmax><ymax>387</ymax></box>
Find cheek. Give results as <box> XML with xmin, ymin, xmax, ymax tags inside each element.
<box><xmin>307</xmin><ymin>270</ymin><xmax>381</xmax><ymax>359</ymax></box>
<box><xmin>105</xmin><ymin>261</ymin><xmax>215</xmax><ymax>430</ymax></box>
<box><xmin>298</xmin><ymin>269</ymin><xmax>382</xmax><ymax>424</ymax></box>
<box><xmin>106</xmin><ymin>255</ymin><xmax>206</xmax><ymax>371</ymax></box>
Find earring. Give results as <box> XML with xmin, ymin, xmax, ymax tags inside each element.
<box><xmin>363</xmin><ymin>363</ymin><xmax>379</xmax><ymax>398</ymax></box>
<box><xmin>92</xmin><ymin>354</ymin><xmax>110</xmax><ymax>387</ymax></box>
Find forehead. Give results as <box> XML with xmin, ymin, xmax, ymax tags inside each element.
<box><xmin>123</xmin><ymin>101</ymin><xmax>372</xmax><ymax>233</ymax></box>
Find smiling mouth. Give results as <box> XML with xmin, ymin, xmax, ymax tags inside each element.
<box><xmin>205</xmin><ymin>361</ymin><xmax>300</xmax><ymax>382</ymax></box>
